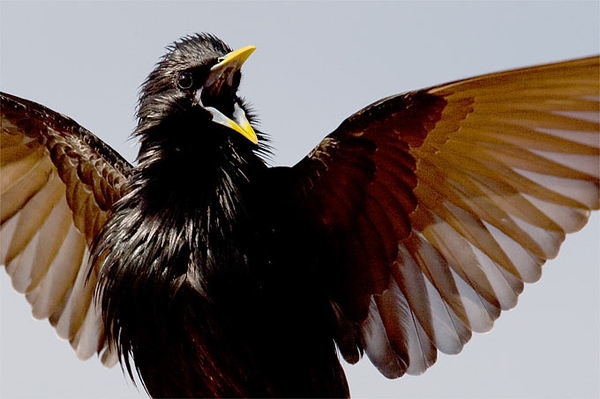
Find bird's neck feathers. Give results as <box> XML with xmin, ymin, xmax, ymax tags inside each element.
<box><xmin>111</xmin><ymin>118</ymin><xmax>264</xmax><ymax>286</ymax></box>
<box><xmin>92</xmin><ymin>120</ymin><xmax>265</xmax><ymax>371</ymax></box>
<box><xmin>135</xmin><ymin>122</ymin><xmax>256</xmax><ymax>213</ymax></box>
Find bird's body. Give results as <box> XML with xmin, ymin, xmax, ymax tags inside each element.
<box><xmin>1</xmin><ymin>34</ymin><xmax>598</xmax><ymax>398</ymax></box>
<box><xmin>96</xmin><ymin>131</ymin><xmax>346</xmax><ymax>397</ymax></box>
<box><xmin>84</xmin><ymin>37</ymin><xmax>348</xmax><ymax>396</ymax></box>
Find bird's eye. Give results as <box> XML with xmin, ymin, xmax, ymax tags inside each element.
<box><xmin>177</xmin><ymin>72</ymin><xmax>194</xmax><ymax>90</ymax></box>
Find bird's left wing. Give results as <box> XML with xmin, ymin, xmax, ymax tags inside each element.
<box><xmin>1</xmin><ymin>92</ymin><xmax>132</xmax><ymax>365</ymax></box>
<box><xmin>290</xmin><ymin>56</ymin><xmax>599</xmax><ymax>377</ymax></box>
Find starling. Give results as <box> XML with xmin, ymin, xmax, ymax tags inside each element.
<box><xmin>1</xmin><ymin>33</ymin><xmax>598</xmax><ymax>398</ymax></box>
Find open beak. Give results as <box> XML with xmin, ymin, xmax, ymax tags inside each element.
<box><xmin>198</xmin><ymin>46</ymin><xmax>258</xmax><ymax>145</ymax></box>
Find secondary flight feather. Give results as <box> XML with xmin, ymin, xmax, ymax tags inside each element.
<box><xmin>1</xmin><ymin>34</ymin><xmax>598</xmax><ymax>397</ymax></box>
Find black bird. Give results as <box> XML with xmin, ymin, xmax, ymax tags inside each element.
<box><xmin>1</xmin><ymin>34</ymin><xmax>598</xmax><ymax>398</ymax></box>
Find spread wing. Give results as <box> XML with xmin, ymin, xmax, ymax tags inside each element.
<box><xmin>292</xmin><ymin>56</ymin><xmax>599</xmax><ymax>377</ymax></box>
<box><xmin>1</xmin><ymin>92</ymin><xmax>132</xmax><ymax>365</ymax></box>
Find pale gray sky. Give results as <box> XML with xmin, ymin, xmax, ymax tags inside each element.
<box><xmin>1</xmin><ymin>2</ymin><xmax>599</xmax><ymax>398</ymax></box>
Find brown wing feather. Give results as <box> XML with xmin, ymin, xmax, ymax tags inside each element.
<box><xmin>0</xmin><ymin>92</ymin><xmax>132</xmax><ymax>365</ymax></box>
<box><xmin>293</xmin><ymin>56</ymin><xmax>599</xmax><ymax>377</ymax></box>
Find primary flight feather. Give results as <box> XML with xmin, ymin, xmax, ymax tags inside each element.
<box><xmin>1</xmin><ymin>33</ymin><xmax>598</xmax><ymax>398</ymax></box>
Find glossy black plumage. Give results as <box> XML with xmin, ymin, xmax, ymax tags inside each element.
<box><xmin>1</xmin><ymin>34</ymin><xmax>598</xmax><ymax>398</ymax></box>
<box><xmin>88</xmin><ymin>34</ymin><xmax>347</xmax><ymax>397</ymax></box>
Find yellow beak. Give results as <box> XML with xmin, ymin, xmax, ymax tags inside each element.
<box><xmin>215</xmin><ymin>46</ymin><xmax>256</xmax><ymax>71</ymax></box>
<box><xmin>201</xmin><ymin>46</ymin><xmax>258</xmax><ymax>145</ymax></box>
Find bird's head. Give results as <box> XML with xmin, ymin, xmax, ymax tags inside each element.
<box><xmin>134</xmin><ymin>34</ymin><xmax>259</xmax><ymax>155</ymax></box>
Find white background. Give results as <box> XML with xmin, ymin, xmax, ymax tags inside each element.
<box><xmin>1</xmin><ymin>2</ymin><xmax>598</xmax><ymax>398</ymax></box>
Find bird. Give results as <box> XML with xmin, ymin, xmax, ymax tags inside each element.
<box><xmin>1</xmin><ymin>33</ymin><xmax>598</xmax><ymax>398</ymax></box>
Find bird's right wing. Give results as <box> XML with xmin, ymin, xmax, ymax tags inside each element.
<box><xmin>291</xmin><ymin>56</ymin><xmax>599</xmax><ymax>377</ymax></box>
<box><xmin>1</xmin><ymin>92</ymin><xmax>132</xmax><ymax>365</ymax></box>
